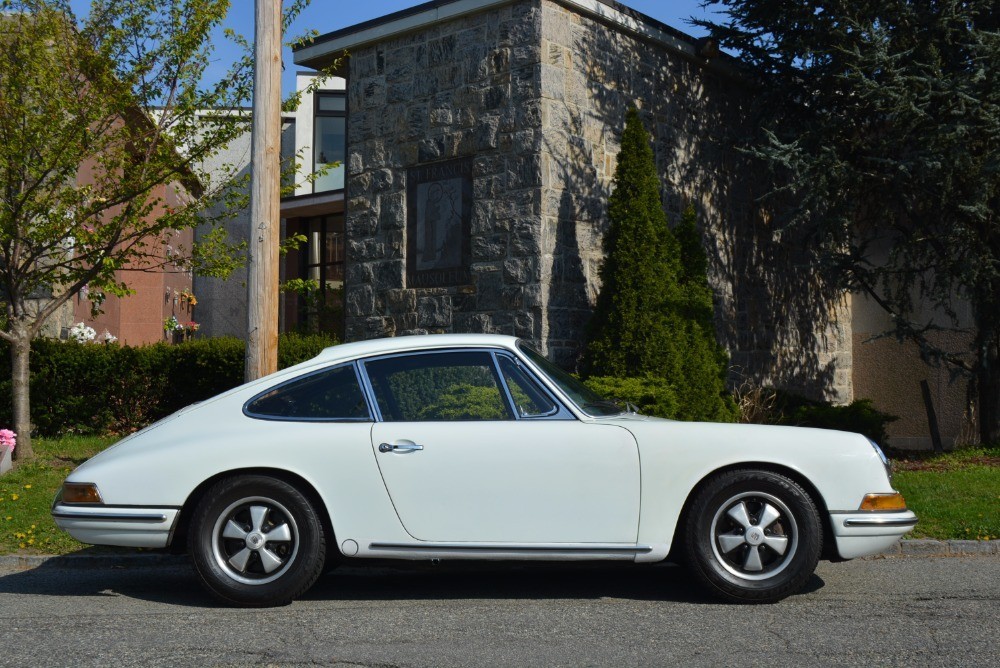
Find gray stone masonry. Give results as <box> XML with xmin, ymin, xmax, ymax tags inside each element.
<box><xmin>343</xmin><ymin>0</ymin><xmax>852</xmax><ymax>402</ymax></box>
<box><xmin>344</xmin><ymin>1</ymin><xmax>545</xmax><ymax>344</ymax></box>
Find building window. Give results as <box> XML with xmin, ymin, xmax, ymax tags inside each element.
<box><xmin>314</xmin><ymin>92</ymin><xmax>346</xmax><ymax>192</ymax></box>
<box><xmin>287</xmin><ymin>213</ymin><xmax>345</xmax><ymax>336</ymax></box>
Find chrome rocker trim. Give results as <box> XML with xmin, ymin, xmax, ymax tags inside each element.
<box><xmin>370</xmin><ymin>542</ymin><xmax>654</xmax><ymax>554</ymax></box>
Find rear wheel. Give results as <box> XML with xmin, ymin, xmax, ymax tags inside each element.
<box><xmin>189</xmin><ymin>475</ymin><xmax>326</xmax><ymax>607</ymax></box>
<box><xmin>683</xmin><ymin>469</ymin><xmax>821</xmax><ymax>603</ymax></box>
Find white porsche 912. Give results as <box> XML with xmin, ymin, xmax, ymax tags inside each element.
<box><xmin>53</xmin><ymin>334</ymin><xmax>916</xmax><ymax>606</ymax></box>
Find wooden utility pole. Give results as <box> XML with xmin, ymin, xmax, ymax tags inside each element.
<box><xmin>245</xmin><ymin>0</ymin><xmax>282</xmax><ymax>381</ymax></box>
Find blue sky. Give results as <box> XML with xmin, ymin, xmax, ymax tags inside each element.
<box><xmin>69</xmin><ymin>1</ymin><xmax>718</xmax><ymax>95</ymax></box>
<box><xmin>279</xmin><ymin>1</ymin><xmax>715</xmax><ymax>91</ymax></box>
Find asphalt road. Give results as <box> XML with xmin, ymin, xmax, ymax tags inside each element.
<box><xmin>1</xmin><ymin>555</ymin><xmax>997</xmax><ymax>667</ymax></box>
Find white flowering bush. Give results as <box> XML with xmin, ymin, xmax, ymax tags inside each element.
<box><xmin>68</xmin><ymin>322</ymin><xmax>97</xmax><ymax>343</ymax></box>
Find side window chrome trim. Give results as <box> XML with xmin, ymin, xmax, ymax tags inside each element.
<box><xmin>243</xmin><ymin>361</ymin><xmax>374</xmax><ymax>422</ymax></box>
<box><xmin>359</xmin><ymin>347</ymin><xmax>510</xmax><ymax>423</ymax></box>
<box><xmin>356</xmin><ymin>358</ymin><xmax>384</xmax><ymax>423</ymax></box>
<box><xmin>512</xmin><ymin>340</ymin><xmax>591</xmax><ymax>420</ymax></box>
<box><xmin>356</xmin><ymin>346</ymin><xmax>575</xmax><ymax>424</ymax></box>
<box><xmin>492</xmin><ymin>352</ymin><xmax>571</xmax><ymax>420</ymax></box>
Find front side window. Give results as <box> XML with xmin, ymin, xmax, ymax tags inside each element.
<box><xmin>364</xmin><ymin>351</ymin><xmax>513</xmax><ymax>422</ymax></box>
<box><xmin>517</xmin><ymin>341</ymin><xmax>626</xmax><ymax>416</ymax></box>
<box><xmin>245</xmin><ymin>364</ymin><xmax>369</xmax><ymax>420</ymax></box>
<box><xmin>497</xmin><ymin>355</ymin><xmax>557</xmax><ymax>417</ymax></box>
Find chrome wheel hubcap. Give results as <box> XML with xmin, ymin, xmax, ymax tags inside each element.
<box><xmin>211</xmin><ymin>497</ymin><xmax>299</xmax><ymax>585</ymax></box>
<box><xmin>710</xmin><ymin>491</ymin><xmax>798</xmax><ymax>581</ymax></box>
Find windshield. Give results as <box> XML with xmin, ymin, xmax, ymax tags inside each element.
<box><xmin>516</xmin><ymin>341</ymin><xmax>626</xmax><ymax>417</ymax></box>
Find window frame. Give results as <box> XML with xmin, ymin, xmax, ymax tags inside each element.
<box><xmin>313</xmin><ymin>91</ymin><xmax>347</xmax><ymax>194</ymax></box>
<box><xmin>242</xmin><ymin>361</ymin><xmax>374</xmax><ymax>423</ymax></box>
<box><xmin>356</xmin><ymin>347</ymin><xmax>574</xmax><ymax>423</ymax></box>
<box><xmin>491</xmin><ymin>351</ymin><xmax>568</xmax><ymax>420</ymax></box>
<box><xmin>295</xmin><ymin>213</ymin><xmax>345</xmax><ymax>335</ymax></box>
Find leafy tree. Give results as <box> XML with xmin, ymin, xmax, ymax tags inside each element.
<box><xmin>0</xmin><ymin>0</ymin><xmax>317</xmax><ymax>462</ymax></box>
<box><xmin>697</xmin><ymin>0</ymin><xmax>1000</xmax><ymax>442</ymax></box>
<box><xmin>581</xmin><ymin>109</ymin><xmax>734</xmax><ymax>421</ymax></box>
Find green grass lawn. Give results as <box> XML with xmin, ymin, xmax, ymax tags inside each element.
<box><xmin>891</xmin><ymin>447</ymin><xmax>1000</xmax><ymax>541</ymax></box>
<box><xmin>1</xmin><ymin>435</ymin><xmax>116</xmax><ymax>555</ymax></box>
<box><xmin>1</xmin><ymin>437</ymin><xmax>997</xmax><ymax>555</ymax></box>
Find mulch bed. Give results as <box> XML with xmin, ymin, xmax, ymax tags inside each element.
<box><xmin>891</xmin><ymin>455</ymin><xmax>1000</xmax><ymax>472</ymax></box>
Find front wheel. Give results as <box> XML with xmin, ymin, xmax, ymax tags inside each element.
<box><xmin>189</xmin><ymin>475</ymin><xmax>326</xmax><ymax>607</ymax></box>
<box><xmin>683</xmin><ymin>469</ymin><xmax>822</xmax><ymax>603</ymax></box>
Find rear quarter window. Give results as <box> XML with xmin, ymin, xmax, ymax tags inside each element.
<box><xmin>245</xmin><ymin>364</ymin><xmax>370</xmax><ymax>420</ymax></box>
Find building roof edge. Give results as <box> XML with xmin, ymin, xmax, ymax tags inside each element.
<box><xmin>293</xmin><ymin>0</ymin><xmax>738</xmax><ymax>78</ymax></box>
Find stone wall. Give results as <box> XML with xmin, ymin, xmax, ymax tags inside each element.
<box><xmin>537</xmin><ymin>0</ymin><xmax>852</xmax><ymax>400</ymax></box>
<box><xmin>343</xmin><ymin>0</ymin><xmax>852</xmax><ymax>402</ymax></box>
<box><xmin>343</xmin><ymin>0</ymin><xmax>546</xmax><ymax>343</ymax></box>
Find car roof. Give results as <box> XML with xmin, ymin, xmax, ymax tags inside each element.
<box><xmin>310</xmin><ymin>333</ymin><xmax>522</xmax><ymax>366</ymax></box>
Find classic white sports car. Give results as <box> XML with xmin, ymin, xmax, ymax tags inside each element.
<box><xmin>53</xmin><ymin>334</ymin><xmax>916</xmax><ymax>606</ymax></box>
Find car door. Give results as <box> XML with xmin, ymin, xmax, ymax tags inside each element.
<box><xmin>363</xmin><ymin>349</ymin><xmax>640</xmax><ymax>544</ymax></box>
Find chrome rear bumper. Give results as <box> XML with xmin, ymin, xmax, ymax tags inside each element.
<box><xmin>51</xmin><ymin>503</ymin><xmax>179</xmax><ymax>548</ymax></box>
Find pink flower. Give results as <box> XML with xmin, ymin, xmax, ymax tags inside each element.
<box><xmin>0</xmin><ymin>429</ymin><xmax>16</xmax><ymax>451</ymax></box>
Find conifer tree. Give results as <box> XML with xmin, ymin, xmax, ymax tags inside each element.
<box><xmin>581</xmin><ymin>109</ymin><xmax>734</xmax><ymax>421</ymax></box>
<box><xmin>698</xmin><ymin>0</ymin><xmax>1000</xmax><ymax>442</ymax></box>
<box><xmin>672</xmin><ymin>204</ymin><xmax>735</xmax><ymax>421</ymax></box>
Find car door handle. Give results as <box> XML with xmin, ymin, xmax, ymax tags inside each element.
<box><xmin>378</xmin><ymin>442</ymin><xmax>424</xmax><ymax>453</ymax></box>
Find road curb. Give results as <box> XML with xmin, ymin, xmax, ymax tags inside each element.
<box><xmin>874</xmin><ymin>539</ymin><xmax>1000</xmax><ymax>558</ymax></box>
<box><xmin>1</xmin><ymin>540</ymin><xmax>999</xmax><ymax>570</ymax></box>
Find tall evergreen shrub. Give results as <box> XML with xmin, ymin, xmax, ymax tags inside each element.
<box><xmin>581</xmin><ymin>108</ymin><xmax>735</xmax><ymax>422</ymax></box>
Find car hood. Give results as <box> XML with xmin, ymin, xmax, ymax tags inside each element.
<box><xmin>597</xmin><ymin>412</ymin><xmax>672</xmax><ymax>423</ymax></box>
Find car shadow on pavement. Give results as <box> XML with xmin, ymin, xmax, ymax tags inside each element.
<box><xmin>306</xmin><ymin>562</ymin><xmax>826</xmax><ymax>605</ymax></box>
<box><xmin>0</xmin><ymin>556</ymin><xmax>825</xmax><ymax>607</ymax></box>
<box><xmin>0</xmin><ymin>558</ymin><xmax>214</xmax><ymax>607</ymax></box>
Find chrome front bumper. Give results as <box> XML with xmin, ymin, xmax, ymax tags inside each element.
<box><xmin>830</xmin><ymin>510</ymin><xmax>918</xmax><ymax>559</ymax></box>
<box><xmin>52</xmin><ymin>503</ymin><xmax>180</xmax><ymax>548</ymax></box>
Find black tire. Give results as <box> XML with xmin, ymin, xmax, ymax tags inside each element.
<box><xmin>189</xmin><ymin>475</ymin><xmax>326</xmax><ymax>607</ymax></box>
<box><xmin>683</xmin><ymin>469</ymin><xmax>821</xmax><ymax>603</ymax></box>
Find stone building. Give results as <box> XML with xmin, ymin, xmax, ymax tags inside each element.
<box><xmin>293</xmin><ymin>0</ymin><xmax>850</xmax><ymax>388</ymax></box>
<box><xmin>281</xmin><ymin>0</ymin><xmax>970</xmax><ymax>448</ymax></box>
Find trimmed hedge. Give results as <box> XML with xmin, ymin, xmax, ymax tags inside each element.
<box><xmin>0</xmin><ymin>333</ymin><xmax>337</xmax><ymax>437</ymax></box>
<box><xmin>774</xmin><ymin>394</ymin><xmax>897</xmax><ymax>444</ymax></box>
<box><xmin>581</xmin><ymin>376</ymin><xmax>895</xmax><ymax>441</ymax></box>
<box><xmin>1</xmin><ymin>332</ymin><xmax>895</xmax><ymax>442</ymax></box>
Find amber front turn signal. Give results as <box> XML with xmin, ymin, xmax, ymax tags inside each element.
<box><xmin>859</xmin><ymin>492</ymin><xmax>907</xmax><ymax>511</ymax></box>
<box><xmin>61</xmin><ymin>483</ymin><xmax>104</xmax><ymax>504</ymax></box>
